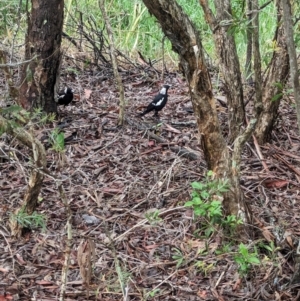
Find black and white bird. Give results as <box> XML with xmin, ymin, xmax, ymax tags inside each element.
<box><xmin>140</xmin><ymin>84</ymin><xmax>171</xmax><ymax>117</ymax></box>
<box><xmin>56</xmin><ymin>87</ymin><xmax>74</xmax><ymax>106</ymax></box>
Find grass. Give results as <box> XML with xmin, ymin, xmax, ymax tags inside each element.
<box><xmin>64</xmin><ymin>0</ymin><xmax>280</xmax><ymax>71</ymax></box>
<box><xmin>0</xmin><ymin>0</ymin><xmax>283</xmax><ymax>71</ymax></box>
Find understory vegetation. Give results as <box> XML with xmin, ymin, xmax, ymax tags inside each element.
<box><xmin>0</xmin><ymin>0</ymin><xmax>284</xmax><ymax>67</ymax></box>
<box><xmin>1</xmin><ymin>0</ymin><xmax>300</xmax><ymax>300</ymax></box>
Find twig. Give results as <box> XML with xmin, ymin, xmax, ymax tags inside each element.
<box><xmin>59</xmin><ymin>183</ymin><xmax>72</xmax><ymax>301</ymax></box>
<box><xmin>0</xmin><ymin>55</ymin><xmax>38</xmax><ymax>67</ymax></box>
<box><xmin>114</xmin><ymin>206</ymin><xmax>185</xmax><ymax>242</ymax></box>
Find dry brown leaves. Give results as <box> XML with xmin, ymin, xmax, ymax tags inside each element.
<box><xmin>0</xmin><ymin>62</ymin><xmax>300</xmax><ymax>300</ymax></box>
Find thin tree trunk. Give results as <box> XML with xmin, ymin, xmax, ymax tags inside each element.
<box><xmin>252</xmin><ymin>0</ymin><xmax>263</xmax><ymax>113</ymax></box>
<box><xmin>199</xmin><ymin>0</ymin><xmax>245</xmax><ymax>142</ymax></box>
<box><xmin>281</xmin><ymin>0</ymin><xmax>300</xmax><ymax>134</ymax></box>
<box><xmin>18</xmin><ymin>0</ymin><xmax>64</xmax><ymax>113</ymax></box>
<box><xmin>0</xmin><ymin>116</ymin><xmax>47</xmax><ymax>237</ymax></box>
<box><xmin>255</xmin><ymin>1</ymin><xmax>289</xmax><ymax>143</ymax></box>
<box><xmin>99</xmin><ymin>0</ymin><xmax>125</xmax><ymax>126</ymax></box>
<box><xmin>245</xmin><ymin>0</ymin><xmax>253</xmax><ymax>82</ymax></box>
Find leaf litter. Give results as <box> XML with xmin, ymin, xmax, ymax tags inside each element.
<box><xmin>0</xmin><ymin>61</ymin><xmax>300</xmax><ymax>300</ymax></box>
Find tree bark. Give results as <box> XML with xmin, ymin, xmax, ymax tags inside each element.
<box><xmin>142</xmin><ymin>0</ymin><xmax>251</xmax><ymax>220</ymax></box>
<box><xmin>199</xmin><ymin>0</ymin><xmax>245</xmax><ymax>142</ymax></box>
<box><xmin>255</xmin><ymin>1</ymin><xmax>289</xmax><ymax>143</ymax></box>
<box><xmin>18</xmin><ymin>0</ymin><xmax>64</xmax><ymax>113</ymax></box>
<box><xmin>281</xmin><ymin>0</ymin><xmax>300</xmax><ymax>134</ymax></box>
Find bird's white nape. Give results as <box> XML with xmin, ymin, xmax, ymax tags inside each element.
<box><xmin>160</xmin><ymin>87</ymin><xmax>167</xmax><ymax>95</ymax></box>
<box><xmin>64</xmin><ymin>87</ymin><xmax>68</xmax><ymax>94</ymax></box>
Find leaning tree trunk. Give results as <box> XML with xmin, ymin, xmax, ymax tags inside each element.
<box><xmin>0</xmin><ymin>115</ymin><xmax>47</xmax><ymax>237</ymax></box>
<box><xmin>255</xmin><ymin>1</ymin><xmax>289</xmax><ymax>143</ymax></box>
<box><xmin>18</xmin><ymin>0</ymin><xmax>64</xmax><ymax>113</ymax></box>
<box><xmin>142</xmin><ymin>0</ymin><xmax>251</xmax><ymax>220</ymax></box>
<box><xmin>199</xmin><ymin>0</ymin><xmax>245</xmax><ymax>142</ymax></box>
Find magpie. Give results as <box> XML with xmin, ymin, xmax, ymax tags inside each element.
<box><xmin>140</xmin><ymin>84</ymin><xmax>171</xmax><ymax>117</ymax></box>
<box><xmin>56</xmin><ymin>87</ymin><xmax>74</xmax><ymax>106</ymax></box>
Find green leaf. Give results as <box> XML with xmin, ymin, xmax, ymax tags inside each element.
<box><xmin>200</xmin><ymin>191</ymin><xmax>209</xmax><ymax>199</ymax></box>
<box><xmin>247</xmin><ymin>257</ymin><xmax>260</xmax><ymax>264</ymax></box>
<box><xmin>56</xmin><ymin>132</ymin><xmax>65</xmax><ymax>150</ymax></box>
<box><xmin>207</xmin><ymin>170</ymin><xmax>214</xmax><ymax>177</ymax></box>
<box><xmin>184</xmin><ymin>201</ymin><xmax>194</xmax><ymax>207</ymax></box>
<box><xmin>271</xmin><ymin>93</ymin><xmax>282</xmax><ymax>102</ymax></box>
<box><xmin>191</xmin><ymin>182</ymin><xmax>204</xmax><ymax>190</ymax></box>
<box><xmin>0</xmin><ymin>105</ymin><xmax>22</xmax><ymax>114</ymax></box>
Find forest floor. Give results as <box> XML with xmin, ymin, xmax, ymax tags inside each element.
<box><xmin>1</xmin><ymin>58</ymin><xmax>300</xmax><ymax>301</ymax></box>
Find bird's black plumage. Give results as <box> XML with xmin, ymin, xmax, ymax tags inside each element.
<box><xmin>140</xmin><ymin>84</ymin><xmax>171</xmax><ymax>117</ymax></box>
<box><xmin>56</xmin><ymin>87</ymin><xmax>74</xmax><ymax>106</ymax></box>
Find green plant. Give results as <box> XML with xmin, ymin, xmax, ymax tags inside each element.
<box><xmin>114</xmin><ymin>258</ymin><xmax>131</xmax><ymax>296</ymax></box>
<box><xmin>10</xmin><ymin>209</ymin><xmax>46</xmax><ymax>231</ymax></box>
<box><xmin>145</xmin><ymin>210</ymin><xmax>162</xmax><ymax>225</ymax></box>
<box><xmin>172</xmin><ymin>248</ymin><xmax>185</xmax><ymax>268</ymax></box>
<box><xmin>215</xmin><ymin>243</ymin><xmax>232</xmax><ymax>255</ymax></box>
<box><xmin>258</xmin><ymin>241</ymin><xmax>280</xmax><ymax>261</ymax></box>
<box><xmin>185</xmin><ymin>171</ymin><xmax>243</xmax><ymax>237</ymax></box>
<box><xmin>49</xmin><ymin>128</ymin><xmax>65</xmax><ymax>152</ymax></box>
<box><xmin>234</xmin><ymin>243</ymin><xmax>260</xmax><ymax>275</ymax></box>
<box><xmin>194</xmin><ymin>261</ymin><xmax>214</xmax><ymax>276</ymax></box>
<box><xmin>146</xmin><ymin>288</ymin><xmax>160</xmax><ymax>299</ymax></box>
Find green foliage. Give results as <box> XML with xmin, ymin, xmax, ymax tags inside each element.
<box><xmin>145</xmin><ymin>210</ymin><xmax>162</xmax><ymax>225</ymax></box>
<box><xmin>185</xmin><ymin>171</ymin><xmax>242</xmax><ymax>237</ymax></box>
<box><xmin>114</xmin><ymin>258</ymin><xmax>131</xmax><ymax>295</ymax></box>
<box><xmin>0</xmin><ymin>105</ymin><xmax>22</xmax><ymax>115</ymax></box>
<box><xmin>172</xmin><ymin>248</ymin><xmax>185</xmax><ymax>268</ymax></box>
<box><xmin>49</xmin><ymin>128</ymin><xmax>65</xmax><ymax>152</ymax></box>
<box><xmin>0</xmin><ymin>0</ymin><xmax>281</xmax><ymax>68</ymax></box>
<box><xmin>0</xmin><ymin>106</ymin><xmax>55</xmax><ymax>128</ymax></box>
<box><xmin>10</xmin><ymin>209</ymin><xmax>46</xmax><ymax>231</ymax></box>
<box><xmin>215</xmin><ymin>243</ymin><xmax>232</xmax><ymax>255</ymax></box>
<box><xmin>258</xmin><ymin>241</ymin><xmax>280</xmax><ymax>261</ymax></box>
<box><xmin>234</xmin><ymin>243</ymin><xmax>260</xmax><ymax>275</ymax></box>
<box><xmin>194</xmin><ymin>261</ymin><xmax>215</xmax><ymax>276</ymax></box>
<box><xmin>0</xmin><ymin>0</ymin><xmax>27</xmax><ymax>38</ymax></box>
<box><xmin>146</xmin><ymin>288</ymin><xmax>160</xmax><ymax>299</ymax></box>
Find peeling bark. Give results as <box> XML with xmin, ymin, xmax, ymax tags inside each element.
<box><xmin>199</xmin><ymin>0</ymin><xmax>245</xmax><ymax>142</ymax></box>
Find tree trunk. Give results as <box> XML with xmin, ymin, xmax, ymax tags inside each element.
<box><xmin>245</xmin><ymin>0</ymin><xmax>253</xmax><ymax>82</ymax></box>
<box><xmin>0</xmin><ymin>115</ymin><xmax>47</xmax><ymax>237</ymax></box>
<box><xmin>282</xmin><ymin>0</ymin><xmax>300</xmax><ymax>134</ymax></box>
<box><xmin>18</xmin><ymin>0</ymin><xmax>64</xmax><ymax>113</ymax></box>
<box><xmin>252</xmin><ymin>0</ymin><xmax>263</xmax><ymax>113</ymax></box>
<box><xmin>255</xmin><ymin>1</ymin><xmax>289</xmax><ymax>143</ymax></box>
<box><xmin>199</xmin><ymin>0</ymin><xmax>245</xmax><ymax>142</ymax></box>
<box><xmin>142</xmin><ymin>0</ymin><xmax>250</xmax><ymax>220</ymax></box>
